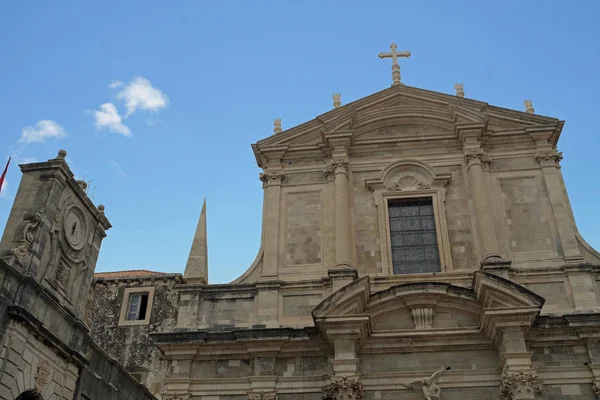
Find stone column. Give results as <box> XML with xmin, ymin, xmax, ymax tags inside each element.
<box><xmin>260</xmin><ymin>171</ymin><xmax>285</xmax><ymax>278</ymax></box>
<box><xmin>330</xmin><ymin>157</ymin><xmax>352</xmax><ymax>268</ymax></box>
<box><xmin>464</xmin><ymin>147</ymin><xmax>502</xmax><ymax>261</ymax></box>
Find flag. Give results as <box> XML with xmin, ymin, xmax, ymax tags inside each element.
<box><xmin>0</xmin><ymin>157</ymin><xmax>10</xmax><ymax>195</ymax></box>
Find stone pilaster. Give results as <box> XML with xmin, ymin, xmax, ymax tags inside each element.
<box><xmin>255</xmin><ymin>280</ymin><xmax>281</xmax><ymax>328</ymax></box>
<box><xmin>260</xmin><ymin>170</ymin><xmax>285</xmax><ymax>278</ymax></box>
<box><xmin>529</xmin><ymin>127</ymin><xmax>582</xmax><ymax>262</ymax></box>
<box><xmin>330</xmin><ymin>157</ymin><xmax>352</xmax><ymax>268</ymax></box>
<box><xmin>463</xmin><ymin>145</ymin><xmax>502</xmax><ymax>262</ymax></box>
<box><xmin>497</xmin><ymin>328</ymin><xmax>541</xmax><ymax>400</ymax></box>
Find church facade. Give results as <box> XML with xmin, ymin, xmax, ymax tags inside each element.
<box><xmin>2</xmin><ymin>47</ymin><xmax>600</xmax><ymax>400</ymax></box>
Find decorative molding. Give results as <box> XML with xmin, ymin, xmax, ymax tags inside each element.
<box><xmin>386</xmin><ymin>175</ymin><xmax>430</xmax><ymax>192</ymax></box>
<box><xmin>500</xmin><ymin>370</ymin><xmax>543</xmax><ymax>400</ymax></box>
<box><xmin>411</xmin><ymin>308</ymin><xmax>433</xmax><ymax>329</ymax></box>
<box><xmin>259</xmin><ymin>171</ymin><xmax>285</xmax><ymax>187</ymax></box>
<box><xmin>35</xmin><ymin>359</ymin><xmax>53</xmax><ymax>390</ymax></box>
<box><xmin>248</xmin><ymin>392</ymin><xmax>278</xmax><ymax>400</ymax></box>
<box><xmin>535</xmin><ymin>149</ymin><xmax>562</xmax><ymax>167</ymax></box>
<box><xmin>322</xmin><ymin>376</ymin><xmax>364</xmax><ymax>400</ymax></box>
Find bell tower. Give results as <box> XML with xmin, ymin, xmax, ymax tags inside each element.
<box><xmin>0</xmin><ymin>149</ymin><xmax>111</xmax><ymax>319</ymax></box>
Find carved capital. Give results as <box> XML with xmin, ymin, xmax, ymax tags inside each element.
<box><xmin>322</xmin><ymin>376</ymin><xmax>364</xmax><ymax>400</ymax></box>
<box><xmin>500</xmin><ymin>370</ymin><xmax>543</xmax><ymax>400</ymax></box>
<box><xmin>329</xmin><ymin>157</ymin><xmax>349</xmax><ymax>173</ymax></box>
<box><xmin>259</xmin><ymin>171</ymin><xmax>285</xmax><ymax>187</ymax></box>
<box><xmin>248</xmin><ymin>392</ymin><xmax>277</xmax><ymax>400</ymax></box>
<box><xmin>535</xmin><ymin>149</ymin><xmax>562</xmax><ymax>167</ymax></box>
<box><xmin>464</xmin><ymin>149</ymin><xmax>490</xmax><ymax>169</ymax></box>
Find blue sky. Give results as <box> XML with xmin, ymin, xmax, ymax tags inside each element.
<box><xmin>1</xmin><ymin>2</ymin><xmax>599</xmax><ymax>283</ymax></box>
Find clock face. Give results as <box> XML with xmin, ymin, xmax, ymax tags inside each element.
<box><xmin>63</xmin><ymin>206</ymin><xmax>87</xmax><ymax>250</ymax></box>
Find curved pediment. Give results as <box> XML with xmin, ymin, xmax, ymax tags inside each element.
<box><xmin>313</xmin><ymin>272</ymin><xmax>544</xmax><ymax>343</ymax></box>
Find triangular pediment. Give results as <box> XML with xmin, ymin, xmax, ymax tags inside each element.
<box><xmin>253</xmin><ymin>85</ymin><xmax>563</xmax><ymax>167</ymax></box>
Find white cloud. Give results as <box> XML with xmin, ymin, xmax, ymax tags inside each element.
<box><xmin>108</xmin><ymin>159</ymin><xmax>126</xmax><ymax>176</ymax></box>
<box><xmin>93</xmin><ymin>103</ymin><xmax>131</xmax><ymax>136</ymax></box>
<box><xmin>19</xmin><ymin>120</ymin><xmax>67</xmax><ymax>144</ymax></box>
<box><xmin>108</xmin><ymin>80</ymin><xmax>123</xmax><ymax>89</ymax></box>
<box><xmin>117</xmin><ymin>77</ymin><xmax>168</xmax><ymax>116</ymax></box>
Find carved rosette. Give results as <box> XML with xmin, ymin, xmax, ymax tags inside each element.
<box><xmin>35</xmin><ymin>359</ymin><xmax>53</xmax><ymax>390</ymax></box>
<box><xmin>259</xmin><ymin>171</ymin><xmax>285</xmax><ymax>188</ymax></box>
<box><xmin>535</xmin><ymin>149</ymin><xmax>562</xmax><ymax>167</ymax></box>
<box><xmin>500</xmin><ymin>370</ymin><xmax>543</xmax><ymax>400</ymax></box>
<box><xmin>464</xmin><ymin>149</ymin><xmax>490</xmax><ymax>169</ymax></box>
<box><xmin>248</xmin><ymin>392</ymin><xmax>277</xmax><ymax>400</ymax></box>
<box><xmin>322</xmin><ymin>376</ymin><xmax>364</xmax><ymax>400</ymax></box>
<box><xmin>9</xmin><ymin>210</ymin><xmax>43</xmax><ymax>262</ymax></box>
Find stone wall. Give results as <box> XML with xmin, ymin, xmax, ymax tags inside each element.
<box><xmin>74</xmin><ymin>340</ymin><xmax>156</xmax><ymax>400</ymax></box>
<box><xmin>89</xmin><ymin>275</ymin><xmax>180</xmax><ymax>395</ymax></box>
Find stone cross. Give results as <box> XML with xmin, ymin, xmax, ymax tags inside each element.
<box><xmin>378</xmin><ymin>43</ymin><xmax>411</xmax><ymax>86</ymax></box>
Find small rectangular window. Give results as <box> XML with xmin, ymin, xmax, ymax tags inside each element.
<box><xmin>126</xmin><ymin>292</ymin><xmax>149</xmax><ymax>321</ymax></box>
<box><xmin>388</xmin><ymin>197</ymin><xmax>440</xmax><ymax>274</ymax></box>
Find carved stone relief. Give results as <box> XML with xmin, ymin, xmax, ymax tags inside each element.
<box><xmin>386</xmin><ymin>175</ymin><xmax>430</xmax><ymax>191</ymax></box>
<box><xmin>322</xmin><ymin>376</ymin><xmax>364</xmax><ymax>400</ymax></box>
<box><xmin>164</xmin><ymin>395</ymin><xmax>191</xmax><ymax>400</ymax></box>
<box><xmin>248</xmin><ymin>392</ymin><xmax>278</xmax><ymax>400</ymax></box>
<box><xmin>9</xmin><ymin>210</ymin><xmax>43</xmax><ymax>262</ymax></box>
<box><xmin>34</xmin><ymin>359</ymin><xmax>53</xmax><ymax>391</ymax></box>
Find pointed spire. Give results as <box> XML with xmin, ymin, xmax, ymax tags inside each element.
<box><xmin>184</xmin><ymin>198</ymin><xmax>208</xmax><ymax>284</ymax></box>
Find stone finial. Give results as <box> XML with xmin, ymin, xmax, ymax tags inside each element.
<box><xmin>454</xmin><ymin>83</ymin><xmax>464</xmax><ymax>98</ymax></box>
<box><xmin>524</xmin><ymin>100</ymin><xmax>535</xmax><ymax>114</ymax></box>
<box><xmin>76</xmin><ymin>180</ymin><xmax>88</xmax><ymax>190</ymax></box>
<box><xmin>332</xmin><ymin>93</ymin><xmax>342</xmax><ymax>108</ymax></box>
<box><xmin>56</xmin><ymin>149</ymin><xmax>67</xmax><ymax>159</ymax></box>
<box><xmin>97</xmin><ymin>204</ymin><xmax>105</xmax><ymax>214</ymax></box>
<box><xmin>273</xmin><ymin>118</ymin><xmax>282</xmax><ymax>134</ymax></box>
